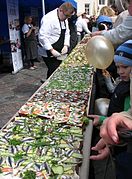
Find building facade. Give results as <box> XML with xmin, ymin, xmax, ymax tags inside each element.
<box><xmin>76</xmin><ymin>0</ymin><xmax>110</xmax><ymax>16</ymax></box>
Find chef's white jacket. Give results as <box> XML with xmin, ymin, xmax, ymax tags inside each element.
<box><xmin>38</xmin><ymin>8</ymin><xmax>70</xmax><ymax>57</ymax></box>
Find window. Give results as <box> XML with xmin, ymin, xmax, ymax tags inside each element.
<box><xmin>85</xmin><ymin>3</ymin><xmax>90</xmax><ymax>14</ymax></box>
<box><xmin>99</xmin><ymin>0</ymin><xmax>105</xmax><ymax>5</ymax></box>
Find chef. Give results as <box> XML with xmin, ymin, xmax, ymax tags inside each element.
<box><xmin>38</xmin><ymin>2</ymin><xmax>74</xmax><ymax>79</ymax></box>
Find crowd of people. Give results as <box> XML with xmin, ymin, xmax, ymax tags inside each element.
<box><xmin>21</xmin><ymin>0</ymin><xmax>132</xmax><ymax>178</ymax></box>
<box><xmin>89</xmin><ymin>0</ymin><xmax>132</xmax><ymax>179</ymax></box>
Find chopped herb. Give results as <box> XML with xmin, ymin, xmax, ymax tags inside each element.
<box><xmin>22</xmin><ymin>170</ymin><xmax>36</xmax><ymax>179</ymax></box>
<box><xmin>8</xmin><ymin>139</ymin><xmax>22</xmax><ymax>146</ymax></box>
<box><xmin>14</xmin><ymin>152</ymin><xmax>25</xmax><ymax>162</ymax></box>
<box><xmin>81</xmin><ymin>117</ymin><xmax>89</xmax><ymax>125</ymax></box>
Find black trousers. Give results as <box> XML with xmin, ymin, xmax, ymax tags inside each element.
<box><xmin>42</xmin><ymin>56</ymin><xmax>62</xmax><ymax>79</ymax></box>
<box><xmin>115</xmin><ymin>151</ymin><xmax>132</xmax><ymax>179</ymax></box>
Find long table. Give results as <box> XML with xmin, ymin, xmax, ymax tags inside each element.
<box><xmin>0</xmin><ymin>36</ymin><xmax>94</xmax><ymax>179</ymax></box>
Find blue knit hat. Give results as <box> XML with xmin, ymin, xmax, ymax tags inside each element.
<box><xmin>114</xmin><ymin>40</ymin><xmax>132</xmax><ymax>66</ymax></box>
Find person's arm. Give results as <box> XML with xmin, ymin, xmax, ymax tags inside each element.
<box><xmin>100</xmin><ymin>113</ymin><xmax>132</xmax><ymax>145</ymax></box>
<box><xmin>88</xmin><ymin>114</ymin><xmax>106</xmax><ymax>126</ymax></box>
<box><xmin>113</xmin><ymin>10</ymin><xmax>129</xmax><ymax>28</ymax></box>
<box><xmin>38</xmin><ymin>15</ymin><xmax>61</xmax><ymax>57</ymax></box>
<box><xmin>90</xmin><ymin>112</ymin><xmax>132</xmax><ymax>161</ymax></box>
<box><xmin>22</xmin><ymin>24</ymin><xmax>34</xmax><ymax>38</ymax></box>
<box><xmin>38</xmin><ymin>17</ymin><xmax>53</xmax><ymax>50</ymax></box>
<box><xmin>90</xmin><ymin>138</ymin><xmax>110</xmax><ymax>160</ymax></box>
<box><xmin>104</xmin><ymin>76</ymin><xmax>116</xmax><ymax>93</ymax></box>
<box><xmin>92</xmin><ymin>16</ymin><xmax>132</xmax><ymax>45</ymax></box>
<box><xmin>101</xmin><ymin>16</ymin><xmax>132</xmax><ymax>45</ymax></box>
<box><xmin>122</xmin><ymin>107</ymin><xmax>132</xmax><ymax>118</ymax></box>
<box><xmin>82</xmin><ymin>19</ymin><xmax>91</xmax><ymax>34</ymax></box>
<box><xmin>92</xmin><ymin>30</ymin><xmax>102</xmax><ymax>36</ymax></box>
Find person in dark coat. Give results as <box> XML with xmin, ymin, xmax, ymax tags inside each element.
<box><xmin>68</xmin><ymin>12</ymin><xmax>78</xmax><ymax>54</ymax></box>
<box><xmin>90</xmin><ymin>40</ymin><xmax>132</xmax><ymax>179</ymax></box>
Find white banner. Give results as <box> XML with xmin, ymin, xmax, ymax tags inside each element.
<box><xmin>6</xmin><ymin>0</ymin><xmax>23</xmax><ymax>73</ymax></box>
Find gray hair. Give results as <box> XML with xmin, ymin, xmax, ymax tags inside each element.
<box><xmin>115</xmin><ymin>0</ymin><xmax>130</xmax><ymax>12</ymax></box>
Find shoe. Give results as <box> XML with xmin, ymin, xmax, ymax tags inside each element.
<box><xmin>33</xmin><ymin>65</ymin><xmax>37</xmax><ymax>69</ymax></box>
<box><xmin>29</xmin><ymin>66</ymin><xmax>35</xmax><ymax>70</ymax></box>
<box><xmin>40</xmin><ymin>79</ymin><xmax>45</xmax><ymax>83</ymax></box>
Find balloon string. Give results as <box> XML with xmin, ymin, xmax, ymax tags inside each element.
<box><xmin>111</xmin><ymin>77</ymin><xmax>116</xmax><ymax>84</ymax></box>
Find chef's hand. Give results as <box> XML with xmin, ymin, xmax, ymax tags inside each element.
<box><xmin>61</xmin><ymin>45</ymin><xmax>68</xmax><ymax>55</ymax></box>
<box><xmin>50</xmin><ymin>49</ymin><xmax>61</xmax><ymax>57</ymax></box>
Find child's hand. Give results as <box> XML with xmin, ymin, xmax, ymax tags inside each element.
<box><xmin>102</xmin><ymin>70</ymin><xmax>111</xmax><ymax>77</ymax></box>
<box><xmin>88</xmin><ymin>115</ymin><xmax>100</xmax><ymax>126</ymax></box>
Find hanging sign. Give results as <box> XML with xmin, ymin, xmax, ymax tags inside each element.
<box><xmin>6</xmin><ymin>0</ymin><xmax>23</xmax><ymax>74</ymax></box>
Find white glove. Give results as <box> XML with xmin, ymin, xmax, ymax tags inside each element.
<box><xmin>57</xmin><ymin>54</ymin><xmax>67</xmax><ymax>60</ymax></box>
<box><xmin>61</xmin><ymin>45</ymin><xmax>68</xmax><ymax>55</ymax></box>
<box><xmin>51</xmin><ymin>49</ymin><xmax>61</xmax><ymax>57</ymax></box>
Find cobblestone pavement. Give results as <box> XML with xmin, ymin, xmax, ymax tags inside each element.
<box><xmin>0</xmin><ymin>60</ymin><xmax>47</xmax><ymax>128</ymax></box>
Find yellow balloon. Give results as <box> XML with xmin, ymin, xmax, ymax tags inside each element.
<box><xmin>85</xmin><ymin>36</ymin><xmax>114</xmax><ymax>69</ymax></box>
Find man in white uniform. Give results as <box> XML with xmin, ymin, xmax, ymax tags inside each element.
<box><xmin>38</xmin><ymin>2</ymin><xmax>74</xmax><ymax>79</ymax></box>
